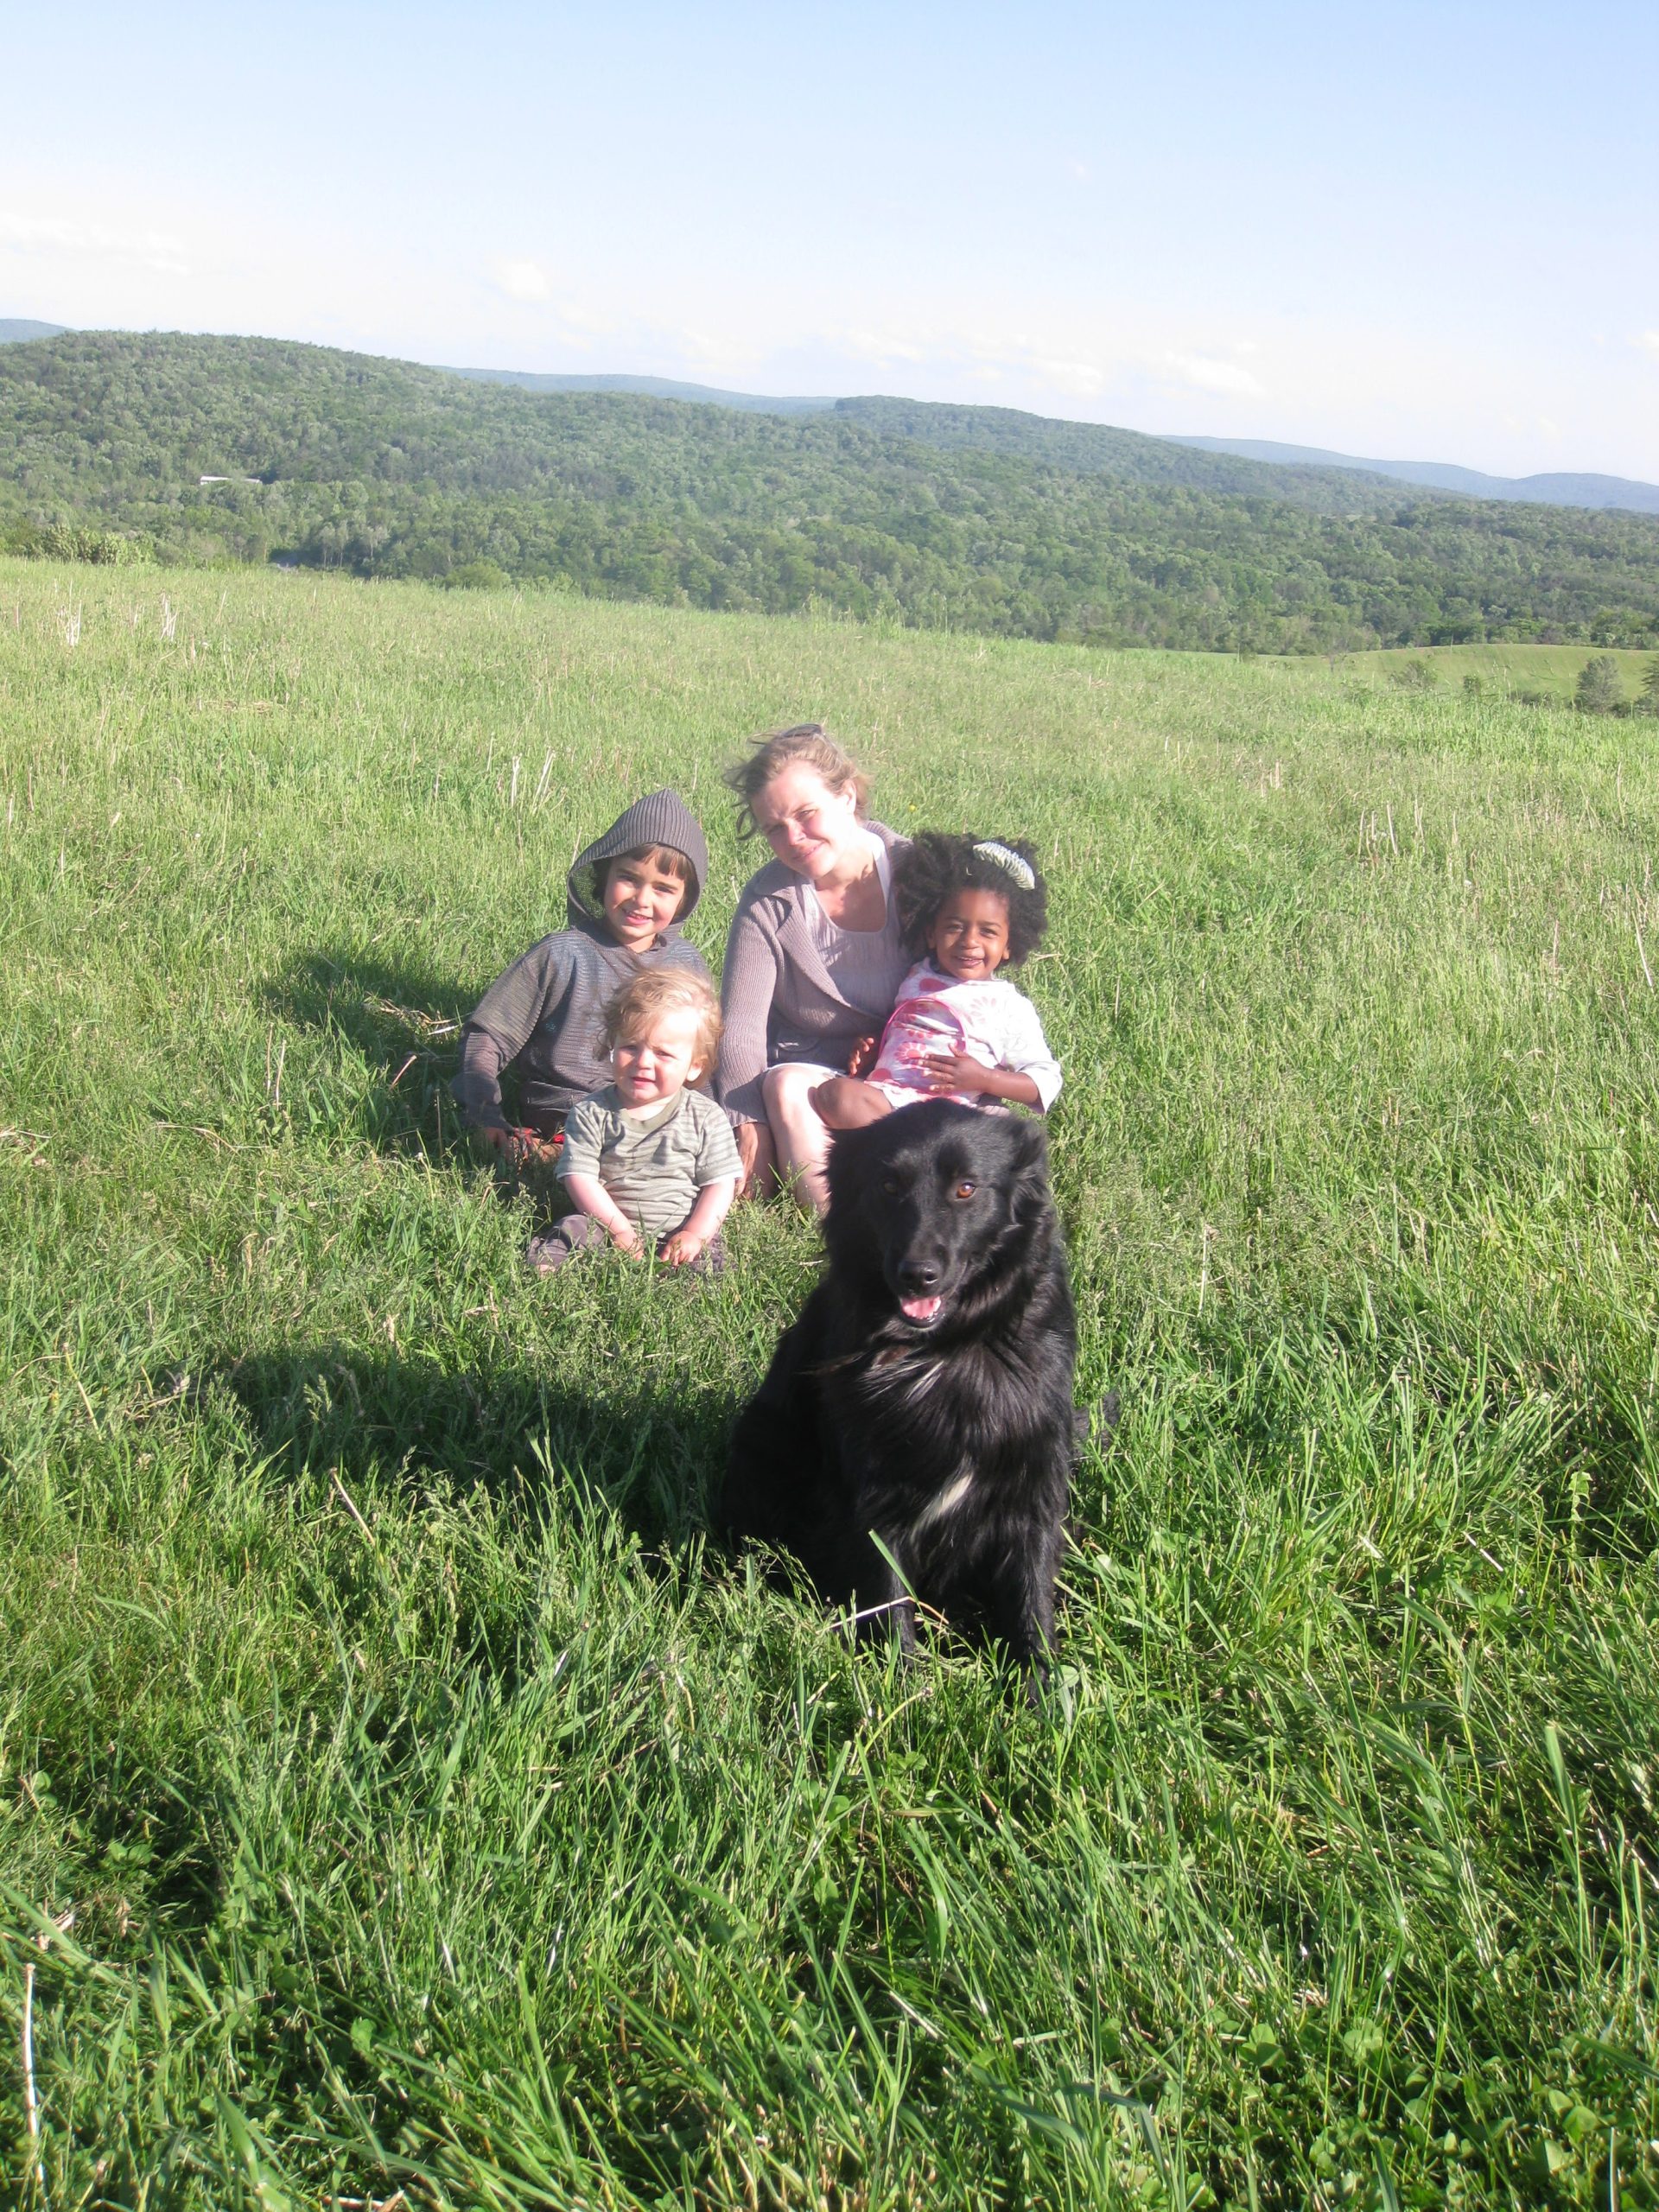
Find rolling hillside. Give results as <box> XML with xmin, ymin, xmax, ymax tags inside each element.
<box><xmin>4</xmin><ymin>328</ymin><xmax>1659</xmax><ymax>654</ymax></box>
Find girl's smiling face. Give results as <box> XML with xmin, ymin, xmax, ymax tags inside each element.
<box><xmin>927</xmin><ymin>888</ymin><xmax>1012</xmax><ymax>981</ymax></box>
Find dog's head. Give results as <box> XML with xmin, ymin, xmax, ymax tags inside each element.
<box><xmin>823</xmin><ymin>1101</ymin><xmax>1056</xmax><ymax>1332</ymax></box>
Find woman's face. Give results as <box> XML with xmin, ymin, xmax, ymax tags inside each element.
<box><xmin>751</xmin><ymin>764</ymin><xmax>860</xmax><ymax>881</ymax></box>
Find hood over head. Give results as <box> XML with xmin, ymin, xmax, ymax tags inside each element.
<box><xmin>566</xmin><ymin>790</ymin><xmax>709</xmax><ymax>939</ymax></box>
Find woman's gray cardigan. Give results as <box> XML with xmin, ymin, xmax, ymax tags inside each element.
<box><xmin>716</xmin><ymin>821</ymin><xmax>911</xmax><ymax>1126</ymax></box>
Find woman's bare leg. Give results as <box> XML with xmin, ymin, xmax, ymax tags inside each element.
<box><xmin>762</xmin><ymin>1064</ymin><xmax>836</xmax><ymax>1213</ymax></box>
<box><xmin>809</xmin><ymin>1076</ymin><xmax>893</xmax><ymax>1131</ymax></box>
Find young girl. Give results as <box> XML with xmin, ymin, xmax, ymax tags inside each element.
<box><xmin>810</xmin><ymin>834</ymin><xmax>1061</xmax><ymax>1129</ymax></box>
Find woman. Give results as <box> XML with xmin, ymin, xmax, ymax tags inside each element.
<box><xmin>717</xmin><ymin>723</ymin><xmax>911</xmax><ymax>1211</ymax></box>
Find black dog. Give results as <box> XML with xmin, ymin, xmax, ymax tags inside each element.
<box><xmin>720</xmin><ymin>1100</ymin><xmax>1080</xmax><ymax>1677</ymax></box>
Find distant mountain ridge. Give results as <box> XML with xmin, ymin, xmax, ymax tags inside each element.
<box><xmin>446</xmin><ymin>366</ymin><xmax>833</xmax><ymax>413</ymax></box>
<box><xmin>1165</xmin><ymin>434</ymin><xmax>1659</xmax><ymax>516</ymax></box>
<box><xmin>7</xmin><ymin>322</ymin><xmax>1656</xmax><ymax>517</ymax></box>
<box><xmin>448</xmin><ymin>377</ymin><xmax>1432</xmax><ymax>513</ymax></box>
<box><xmin>4</xmin><ymin>329</ymin><xmax>1658</xmax><ymax>656</ymax></box>
<box><xmin>441</xmin><ymin>366</ymin><xmax>1659</xmax><ymax>518</ymax></box>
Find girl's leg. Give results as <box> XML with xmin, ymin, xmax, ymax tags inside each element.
<box><xmin>762</xmin><ymin>1063</ymin><xmax>836</xmax><ymax>1214</ymax></box>
<box><xmin>809</xmin><ymin>1075</ymin><xmax>893</xmax><ymax>1131</ymax></box>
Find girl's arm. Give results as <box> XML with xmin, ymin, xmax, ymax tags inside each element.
<box><xmin>933</xmin><ymin>1060</ymin><xmax>1043</xmax><ymax>1107</ymax></box>
<box><xmin>560</xmin><ymin>1173</ymin><xmax>645</xmax><ymax>1255</ymax></box>
<box><xmin>658</xmin><ymin>1175</ymin><xmax>737</xmax><ymax>1265</ymax></box>
<box><xmin>922</xmin><ymin>990</ymin><xmax>1061</xmax><ymax>1110</ymax></box>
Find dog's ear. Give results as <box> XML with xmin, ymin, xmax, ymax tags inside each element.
<box><xmin>822</xmin><ymin>1125</ymin><xmax>857</xmax><ymax>1242</ymax></box>
<box><xmin>1006</xmin><ymin>1116</ymin><xmax>1055</xmax><ymax>1230</ymax></box>
<box><xmin>821</xmin><ymin>1123</ymin><xmax>887</xmax><ymax>1275</ymax></box>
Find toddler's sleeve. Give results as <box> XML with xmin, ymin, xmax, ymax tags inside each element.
<box><xmin>556</xmin><ymin>1097</ymin><xmax>607</xmax><ymax>1184</ymax></box>
<box><xmin>1002</xmin><ymin>991</ymin><xmax>1063</xmax><ymax>1111</ymax></box>
<box><xmin>694</xmin><ymin>1098</ymin><xmax>743</xmax><ymax>1185</ymax></box>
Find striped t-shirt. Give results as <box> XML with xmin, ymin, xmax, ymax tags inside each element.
<box><xmin>558</xmin><ymin>1084</ymin><xmax>742</xmax><ymax>1239</ymax></box>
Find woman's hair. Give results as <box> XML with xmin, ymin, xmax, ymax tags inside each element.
<box><xmin>600</xmin><ymin>967</ymin><xmax>722</xmax><ymax>1071</ymax></box>
<box><xmin>587</xmin><ymin>842</ymin><xmax>695</xmax><ymax>918</ymax></box>
<box><xmin>893</xmin><ymin>833</ymin><xmax>1049</xmax><ymax>965</ymax></box>
<box><xmin>724</xmin><ymin>722</ymin><xmax>870</xmax><ymax>838</ymax></box>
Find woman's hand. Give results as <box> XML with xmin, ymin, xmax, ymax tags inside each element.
<box><xmin>735</xmin><ymin>1120</ymin><xmax>776</xmax><ymax>1201</ymax></box>
<box><xmin>846</xmin><ymin>1033</ymin><xmax>880</xmax><ymax>1077</ymax></box>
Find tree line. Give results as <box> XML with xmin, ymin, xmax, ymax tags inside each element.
<box><xmin>3</xmin><ymin>331</ymin><xmax>1658</xmax><ymax>657</ymax></box>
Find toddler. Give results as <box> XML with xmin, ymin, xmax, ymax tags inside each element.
<box><xmin>810</xmin><ymin>834</ymin><xmax>1061</xmax><ymax>1128</ymax></box>
<box><xmin>534</xmin><ymin>969</ymin><xmax>741</xmax><ymax>1272</ymax></box>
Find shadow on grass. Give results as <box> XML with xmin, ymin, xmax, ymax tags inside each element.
<box><xmin>220</xmin><ymin>1337</ymin><xmax>730</xmax><ymax>1552</ymax></box>
<box><xmin>264</xmin><ymin>947</ymin><xmax>474</xmax><ymax>1058</ymax></box>
<box><xmin>258</xmin><ymin>947</ymin><xmax>476</xmax><ymax>1154</ymax></box>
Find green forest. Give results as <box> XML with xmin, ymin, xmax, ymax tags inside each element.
<box><xmin>5</xmin><ymin>329</ymin><xmax>1659</xmax><ymax>654</ymax></box>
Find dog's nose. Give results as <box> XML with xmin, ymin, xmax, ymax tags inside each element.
<box><xmin>897</xmin><ymin>1259</ymin><xmax>941</xmax><ymax>1293</ymax></box>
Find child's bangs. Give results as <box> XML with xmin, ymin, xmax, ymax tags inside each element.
<box><xmin>613</xmin><ymin>842</ymin><xmax>691</xmax><ymax>882</ymax></box>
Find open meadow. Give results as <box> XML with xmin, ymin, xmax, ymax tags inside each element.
<box><xmin>3</xmin><ymin>559</ymin><xmax>1658</xmax><ymax>2209</ymax></box>
<box><xmin>1348</xmin><ymin>644</ymin><xmax>1657</xmax><ymax>707</ymax></box>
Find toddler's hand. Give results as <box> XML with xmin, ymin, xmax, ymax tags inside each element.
<box><xmin>923</xmin><ymin>1050</ymin><xmax>995</xmax><ymax>1093</ymax></box>
<box><xmin>658</xmin><ymin>1228</ymin><xmax>705</xmax><ymax>1267</ymax></box>
<box><xmin>609</xmin><ymin>1224</ymin><xmax>645</xmax><ymax>1258</ymax></box>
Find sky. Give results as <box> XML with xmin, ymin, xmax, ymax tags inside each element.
<box><xmin>4</xmin><ymin>0</ymin><xmax>1657</xmax><ymax>480</ymax></box>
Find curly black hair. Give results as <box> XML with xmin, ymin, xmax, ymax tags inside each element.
<box><xmin>892</xmin><ymin>832</ymin><xmax>1049</xmax><ymax>966</ymax></box>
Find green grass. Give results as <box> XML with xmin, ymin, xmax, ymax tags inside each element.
<box><xmin>1348</xmin><ymin>641</ymin><xmax>1659</xmax><ymax>702</ymax></box>
<box><xmin>2</xmin><ymin>559</ymin><xmax>1657</xmax><ymax>2209</ymax></box>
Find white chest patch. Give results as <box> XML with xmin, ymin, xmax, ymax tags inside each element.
<box><xmin>912</xmin><ymin>1469</ymin><xmax>975</xmax><ymax>1535</ymax></box>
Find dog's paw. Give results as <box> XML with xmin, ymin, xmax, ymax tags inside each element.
<box><xmin>1071</xmin><ymin>1391</ymin><xmax>1122</xmax><ymax>1457</ymax></box>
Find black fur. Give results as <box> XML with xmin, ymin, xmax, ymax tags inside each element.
<box><xmin>719</xmin><ymin>1100</ymin><xmax>1079</xmax><ymax>1676</ymax></box>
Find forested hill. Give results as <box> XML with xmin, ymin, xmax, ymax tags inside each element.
<box><xmin>4</xmin><ymin>328</ymin><xmax>1658</xmax><ymax>653</ymax></box>
<box><xmin>827</xmin><ymin>397</ymin><xmax>1421</xmax><ymax>512</ymax></box>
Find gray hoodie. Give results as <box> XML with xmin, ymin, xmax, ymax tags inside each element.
<box><xmin>452</xmin><ymin>790</ymin><xmax>712</xmax><ymax>1132</ymax></box>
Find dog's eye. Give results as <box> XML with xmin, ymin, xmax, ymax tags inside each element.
<box><xmin>953</xmin><ymin>1180</ymin><xmax>977</xmax><ymax>1200</ymax></box>
<box><xmin>882</xmin><ymin>1175</ymin><xmax>903</xmax><ymax>1196</ymax></box>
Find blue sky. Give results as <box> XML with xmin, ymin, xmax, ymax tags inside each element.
<box><xmin>4</xmin><ymin>0</ymin><xmax>1656</xmax><ymax>478</ymax></box>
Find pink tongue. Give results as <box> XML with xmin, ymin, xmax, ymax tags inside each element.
<box><xmin>900</xmin><ymin>1294</ymin><xmax>943</xmax><ymax>1323</ymax></box>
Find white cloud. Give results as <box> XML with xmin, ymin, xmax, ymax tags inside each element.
<box><xmin>1164</xmin><ymin>352</ymin><xmax>1263</xmax><ymax>397</ymax></box>
<box><xmin>1065</xmin><ymin>158</ymin><xmax>1090</xmax><ymax>184</ymax></box>
<box><xmin>839</xmin><ymin>327</ymin><xmax>928</xmax><ymax>365</ymax></box>
<box><xmin>1027</xmin><ymin>354</ymin><xmax>1107</xmax><ymax>398</ymax></box>
<box><xmin>1637</xmin><ymin>331</ymin><xmax>1659</xmax><ymax>359</ymax></box>
<box><xmin>494</xmin><ymin>257</ymin><xmax>552</xmax><ymax>302</ymax></box>
<box><xmin>830</xmin><ymin>322</ymin><xmax>1115</xmax><ymax>402</ymax></box>
<box><xmin>0</xmin><ymin>210</ymin><xmax>188</xmax><ymax>275</ymax></box>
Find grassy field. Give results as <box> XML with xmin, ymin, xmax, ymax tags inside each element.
<box><xmin>2</xmin><ymin>560</ymin><xmax>1657</xmax><ymax>2209</ymax></box>
<box><xmin>1348</xmin><ymin>641</ymin><xmax>1658</xmax><ymax>703</ymax></box>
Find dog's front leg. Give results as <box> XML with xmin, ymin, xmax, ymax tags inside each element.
<box><xmin>852</xmin><ymin>1528</ymin><xmax>917</xmax><ymax>1656</ymax></box>
<box><xmin>988</xmin><ymin>1521</ymin><xmax>1063</xmax><ymax>1684</ymax></box>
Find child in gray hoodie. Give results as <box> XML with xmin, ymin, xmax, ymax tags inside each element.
<box><xmin>452</xmin><ymin>791</ymin><xmax>712</xmax><ymax>1163</ymax></box>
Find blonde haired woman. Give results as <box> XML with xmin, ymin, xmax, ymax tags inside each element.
<box><xmin>717</xmin><ymin>723</ymin><xmax>910</xmax><ymax>1212</ymax></box>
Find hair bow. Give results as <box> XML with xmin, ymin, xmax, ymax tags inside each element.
<box><xmin>972</xmin><ymin>840</ymin><xmax>1036</xmax><ymax>892</ymax></box>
